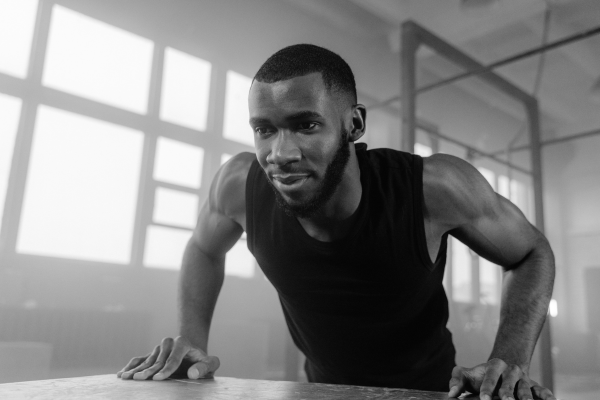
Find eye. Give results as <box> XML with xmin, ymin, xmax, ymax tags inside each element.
<box><xmin>297</xmin><ymin>122</ymin><xmax>317</xmax><ymax>131</ymax></box>
<box><xmin>254</xmin><ymin>126</ymin><xmax>273</xmax><ymax>135</ymax></box>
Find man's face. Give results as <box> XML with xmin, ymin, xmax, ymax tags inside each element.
<box><xmin>248</xmin><ymin>73</ymin><xmax>351</xmax><ymax>218</ymax></box>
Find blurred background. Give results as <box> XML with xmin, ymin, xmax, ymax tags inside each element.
<box><xmin>0</xmin><ymin>0</ymin><xmax>598</xmax><ymax>398</ymax></box>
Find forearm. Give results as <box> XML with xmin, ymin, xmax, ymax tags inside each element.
<box><xmin>178</xmin><ymin>238</ymin><xmax>225</xmax><ymax>352</ymax></box>
<box><xmin>490</xmin><ymin>237</ymin><xmax>555</xmax><ymax>372</ymax></box>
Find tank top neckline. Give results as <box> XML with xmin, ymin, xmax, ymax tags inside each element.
<box><xmin>287</xmin><ymin>145</ymin><xmax>371</xmax><ymax>252</ymax></box>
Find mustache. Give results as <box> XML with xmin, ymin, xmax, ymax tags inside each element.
<box><xmin>267</xmin><ymin>165</ymin><xmax>311</xmax><ymax>175</ymax></box>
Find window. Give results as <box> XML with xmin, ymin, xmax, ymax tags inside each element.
<box><xmin>153</xmin><ymin>137</ymin><xmax>204</xmax><ymax>189</ymax></box>
<box><xmin>222</xmin><ymin>71</ymin><xmax>253</xmax><ymax>147</ymax></box>
<box><xmin>0</xmin><ymin>94</ymin><xmax>22</xmax><ymax>228</ymax></box>
<box><xmin>153</xmin><ymin>187</ymin><xmax>199</xmax><ymax>229</ymax></box>
<box><xmin>478</xmin><ymin>167</ymin><xmax>496</xmax><ymax>190</ymax></box>
<box><xmin>143</xmin><ymin>225</ymin><xmax>191</xmax><ymax>270</ymax></box>
<box><xmin>221</xmin><ymin>153</ymin><xmax>233</xmax><ymax>165</ymax></box>
<box><xmin>43</xmin><ymin>5</ymin><xmax>153</xmax><ymax>113</ymax></box>
<box><xmin>160</xmin><ymin>47</ymin><xmax>212</xmax><ymax>131</ymax></box>
<box><xmin>225</xmin><ymin>239</ymin><xmax>255</xmax><ymax>279</ymax></box>
<box><xmin>451</xmin><ymin>238</ymin><xmax>472</xmax><ymax>303</ymax></box>
<box><xmin>17</xmin><ymin>106</ymin><xmax>143</xmax><ymax>263</ymax></box>
<box><xmin>414</xmin><ymin>143</ymin><xmax>432</xmax><ymax>157</ymax></box>
<box><xmin>0</xmin><ymin>0</ymin><xmax>38</xmax><ymax>78</ymax></box>
<box><xmin>480</xmin><ymin>258</ymin><xmax>499</xmax><ymax>305</ymax></box>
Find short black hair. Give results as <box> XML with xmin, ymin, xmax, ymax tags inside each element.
<box><xmin>253</xmin><ymin>44</ymin><xmax>357</xmax><ymax>103</ymax></box>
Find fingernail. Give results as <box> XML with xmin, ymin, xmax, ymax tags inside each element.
<box><xmin>189</xmin><ymin>368</ymin><xmax>199</xmax><ymax>379</ymax></box>
<box><xmin>153</xmin><ymin>373</ymin><xmax>164</xmax><ymax>380</ymax></box>
<box><xmin>448</xmin><ymin>386</ymin><xmax>458</xmax><ymax>396</ymax></box>
<box><xmin>481</xmin><ymin>395</ymin><xmax>491</xmax><ymax>400</ymax></box>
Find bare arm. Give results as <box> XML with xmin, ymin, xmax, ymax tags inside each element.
<box><xmin>423</xmin><ymin>154</ymin><xmax>555</xmax><ymax>400</ymax></box>
<box><xmin>178</xmin><ymin>152</ymin><xmax>253</xmax><ymax>350</ymax></box>
<box><xmin>118</xmin><ymin>152</ymin><xmax>255</xmax><ymax>381</ymax></box>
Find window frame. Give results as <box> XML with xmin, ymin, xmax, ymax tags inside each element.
<box><xmin>0</xmin><ymin>1</ymin><xmax>256</xmax><ymax>274</ymax></box>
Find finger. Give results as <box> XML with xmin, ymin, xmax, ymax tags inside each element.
<box><xmin>531</xmin><ymin>384</ymin><xmax>557</xmax><ymax>400</ymax></box>
<box><xmin>498</xmin><ymin>365</ymin><xmax>523</xmax><ymax>400</ymax></box>
<box><xmin>121</xmin><ymin>345</ymin><xmax>161</xmax><ymax>380</ymax></box>
<box><xmin>117</xmin><ymin>355</ymin><xmax>148</xmax><ymax>378</ymax></box>
<box><xmin>118</xmin><ymin>350</ymin><xmax>155</xmax><ymax>379</ymax></box>
<box><xmin>188</xmin><ymin>356</ymin><xmax>220</xmax><ymax>379</ymax></box>
<box><xmin>479</xmin><ymin>359</ymin><xmax>507</xmax><ymax>400</ymax></box>
<box><xmin>153</xmin><ymin>337</ymin><xmax>190</xmax><ymax>380</ymax></box>
<box><xmin>133</xmin><ymin>344</ymin><xmax>171</xmax><ymax>381</ymax></box>
<box><xmin>448</xmin><ymin>366</ymin><xmax>469</xmax><ymax>398</ymax></box>
<box><xmin>516</xmin><ymin>378</ymin><xmax>533</xmax><ymax>400</ymax></box>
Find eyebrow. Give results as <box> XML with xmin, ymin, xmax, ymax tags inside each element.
<box><xmin>249</xmin><ymin>111</ymin><xmax>324</xmax><ymax>126</ymax></box>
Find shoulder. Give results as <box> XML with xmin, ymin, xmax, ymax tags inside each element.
<box><xmin>422</xmin><ymin>153</ymin><xmax>498</xmax><ymax>228</ymax></box>
<box><xmin>209</xmin><ymin>152</ymin><xmax>256</xmax><ymax>221</ymax></box>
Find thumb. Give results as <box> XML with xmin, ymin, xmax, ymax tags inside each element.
<box><xmin>187</xmin><ymin>356</ymin><xmax>220</xmax><ymax>379</ymax></box>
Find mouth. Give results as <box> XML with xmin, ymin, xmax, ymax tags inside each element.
<box><xmin>271</xmin><ymin>173</ymin><xmax>310</xmax><ymax>191</ymax></box>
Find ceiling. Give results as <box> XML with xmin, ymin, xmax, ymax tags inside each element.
<box><xmin>281</xmin><ymin>0</ymin><xmax>600</xmax><ymax>143</ymax></box>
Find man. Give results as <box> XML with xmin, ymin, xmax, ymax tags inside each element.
<box><xmin>118</xmin><ymin>44</ymin><xmax>556</xmax><ymax>400</ymax></box>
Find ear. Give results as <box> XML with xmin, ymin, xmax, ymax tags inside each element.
<box><xmin>349</xmin><ymin>104</ymin><xmax>366</xmax><ymax>142</ymax></box>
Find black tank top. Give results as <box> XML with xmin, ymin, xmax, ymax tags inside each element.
<box><xmin>246</xmin><ymin>143</ymin><xmax>455</xmax><ymax>390</ymax></box>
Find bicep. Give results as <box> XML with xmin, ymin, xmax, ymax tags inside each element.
<box><xmin>191</xmin><ymin>200</ymin><xmax>243</xmax><ymax>263</ymax></box>
<box><xmin>450</xmin><ymin>193</ymin><xmax>540</xmax><ymax>269</ymax></box>
<box><xmin>189</xmin><ymin>152</ymin><xmax>253</xmax><ymax>262</ymax></box>
<box><xmin>425</xmin><ymin>154</ymin><xmax>540</xmax><ymax>269</ymax></box>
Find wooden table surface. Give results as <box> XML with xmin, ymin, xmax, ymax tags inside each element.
<box><xmin>0</xmin><ymin>374</ymin><xmax>457</xmax><ymax>399</ymax></box>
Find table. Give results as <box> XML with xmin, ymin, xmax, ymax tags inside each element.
<box><xmin>0</xmin><ymin>374</ymin><xmax>457</xmax><ymax>399</ymax></box>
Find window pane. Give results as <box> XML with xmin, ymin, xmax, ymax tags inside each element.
<box><xmin>222</xmin><ymin>71</ymin><xmax>253</xmax><ymax>147</ymax></box>
<box><xmin>0</xmin><ymin>0</ymin><xmax>38</xmax><ymax>78</ymax></box>
<box><xmin>414</xmin><ymin>143</ymin><xmax>432</xmax><ymax>157</ymax></box>
<box><xmin>153</xmin><ymin>137</ymin><xmax>204</xmax><ymax>189</ymax></box>
<box><xmin>498</xmin><ymin>175</ymin><xmax>510</xmax><ymax>199</ymax></box>
<box><xmin>153</xmin><ymin>187</ymin><xmax>198</xmax><ymax>229</ymax></box>
<box><xmin>17</xmin><ymin>106</ymin><xmax>143</xmax><ymax>263</ymax></box>
<box><xmin>480</xmin><ymin>258</ymin><xmax>499</xmax><ymax>305</ymax></box>
<box><xmin>478</xmin><ymin>167</ymin><xmax>496</xmax><ymax>190</ymax></box>
<box><xmin>43</xmin><ymin>5</ymin><xmax>153</xmax><ymax>113</ymax></box>
<box><xmin>451</xmin><ymin>238</ymin><xmax>472</xmax><ymax>302</ymax></box>
<box><xmin>144</xmin><ymin>225</ymin><xmax>191</xmax><ymax>270</ymax></box>
<box><xmin>0</xmin><ymin>94</ymin><xmax>22</xmax><ymax>227</ymax></box>
<box><xmin>160</xmin><ymin>47</ymin><xmax>211</xmax><ymax>131</ymax></box>
<box><xmin>221</xmin><ymin>153</ymin><xmax>233</xmax><ymax>165</ymax></box>
<box><xmin>225</xmin><ymin>239</ymin><xmax>255</xmax><ymax>279</ymax></box>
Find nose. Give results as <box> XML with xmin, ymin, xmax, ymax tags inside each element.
<box><xmin>266</xmin><ymin>131</ymin><xmax>302</xmax><ymax>166</ymax></box>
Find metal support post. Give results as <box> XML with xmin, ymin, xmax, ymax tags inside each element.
<box><xmin>527</xmin><ymin>99</ymin><xmax>554</xmax><ymax>391</ymax></box>
<box><xmin>400</xmin><ymin>23</ymin><xmax>419</xmax><ymax>152</ymax></box>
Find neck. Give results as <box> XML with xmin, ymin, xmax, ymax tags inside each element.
<box><xmin>297</xmin><ymin>150</ymin><xmax>362</xmax><ymax>242</ymax></box>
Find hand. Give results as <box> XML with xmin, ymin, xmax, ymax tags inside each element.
<box><xmin>448</xmin><ymin>359</ymin><xmax>557</xmax><ymax>400</ymax></box>
<box><xmin>117</xmin><ymin>336</ymin><xmax>220</xmax><ymax>381</ymax></box>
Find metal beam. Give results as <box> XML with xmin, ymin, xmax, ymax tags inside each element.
<box><xmin>490</xmin><ymin>126</ymin><xmax>600</xmax><ymax>155</ymax></box>
<box><xmin>418</xmin><ymin>24</ymin><xmax>600</xmax><ymax>94</ymax></box>
<box><xmin>416</xmin><ymin>122</ymin><xmax>532</xmax><ymax>175</ymax></box>
<box><xmin>374</xmin><ymin>23</ymin><xmax>600</xmax><ymax>109</ymax></box>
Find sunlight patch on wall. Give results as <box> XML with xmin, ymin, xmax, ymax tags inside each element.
<box><xmin>0</xmin><ymin>0</ymin><xmax>38</xmax><ymax>78</ymax></box>
<box><xmin>153</xmin><ymin>137</ymin><xmax>204</xmax><ymax>189</ymax></box>
<box><xmin>43</xmin><ymin>5</ymin><xmax>153</xmax><ymax>113</ymax></box>
<box><xmin>17</xmin><ymin>106</ymin><xmax>143</xmax><ymax>263</ymax></box>
<box><xmin>160</xmin><ymin>47</ymin><xmax>211</xmax><ymax>131</ymax></box>
<box><xmin>223</xmin><ymin>71</ymin><xmax>253</xmax><ymax>147</ymax></box>
<box><xmin>143</xmin><ymin>225</ymin><xmax>192</xmax><ymax>270</ymax></box>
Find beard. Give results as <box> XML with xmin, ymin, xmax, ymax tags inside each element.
<box><xmin>265</xmin><ymin>128</ymin><xmax>351</xmax><ymax>219</ymax></box>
